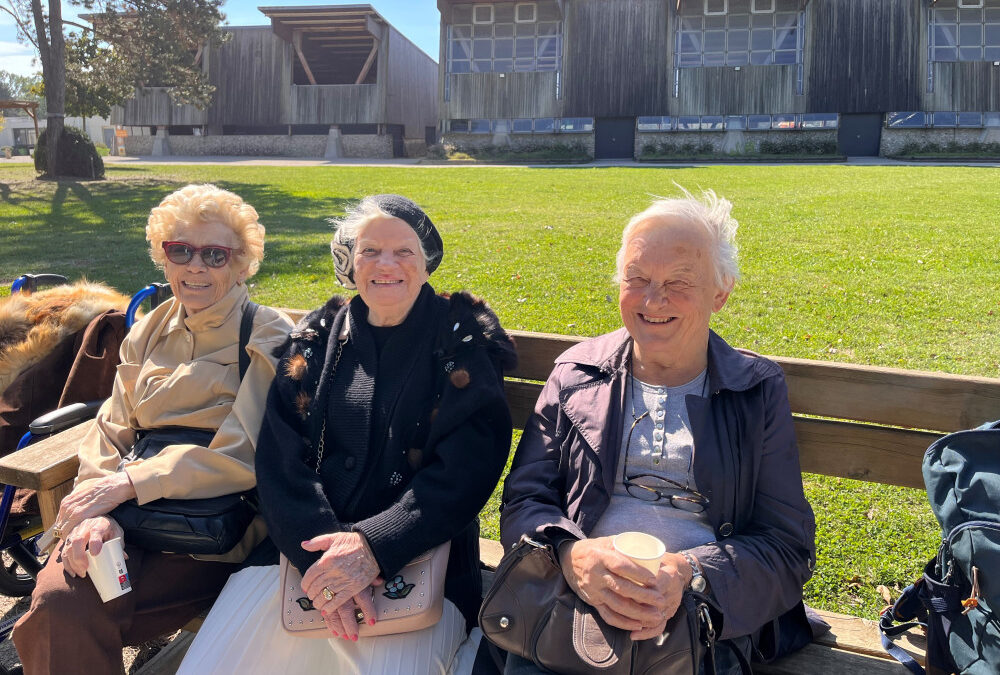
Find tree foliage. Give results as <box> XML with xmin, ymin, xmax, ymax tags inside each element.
<box><xmin>0</xmin><ymin>0</ymin><xmax>227</xmax><ymax>177</ymax></box>
<box><xmin>79</xmin><ymin>1</ymin><xmax>228</xmax><ymax>109</ymax></box>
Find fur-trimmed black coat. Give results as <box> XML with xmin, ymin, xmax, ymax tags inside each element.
<box><xmin>255</xmin><ymin>283</ymin><xmax>516</xmax><ymax>627</ymax></box>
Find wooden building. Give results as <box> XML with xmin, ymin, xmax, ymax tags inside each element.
<box><xmin>437</xmin><ymin>0</ymin><xmax>1000</xmax><ymax>157</ymax></box>
<box><xmin>112</xmin><ymin>5</ymin><xmax>438</xmax><ymax>158</ymax></box>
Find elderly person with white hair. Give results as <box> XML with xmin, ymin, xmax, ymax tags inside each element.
<box><xmin>13</xmin><ymin>184</ymin><xmax>293</xmax><ymax>674</ymax></box>
<box><xmin>498</xmin><ymin>190</ymin><xmax>816</xmax><ymax>674</ymax></box>
<box><xmin>179</xmin><ymin>194</ymin><xmax>517</xmax><ymax>673</ymax></box>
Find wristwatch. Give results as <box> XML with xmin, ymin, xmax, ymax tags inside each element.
<box><xmin>682</xmin><ymin>552</ymin><xmax>707</xmax><ymax>593</ymax></box>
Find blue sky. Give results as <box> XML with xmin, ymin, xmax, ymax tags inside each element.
<box><xmin>0</xmin><ymin>0</ymin><xmax>442</xmax><ymax>79</ymax></box>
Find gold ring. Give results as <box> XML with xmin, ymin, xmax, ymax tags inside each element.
<box><xmin>322</xmin><ymin>587</ymin><xmax>334</xmax><ymax>601</ymax></box>
<box><xmin>52</xmin><ymin>527</ymin><xmax>62</xmax><ymax>539</ymax></box>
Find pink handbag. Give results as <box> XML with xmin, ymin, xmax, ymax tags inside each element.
<box><xmin>279</xmin><ymin>541</ymin><xmax>450</xmax><ymax>638</ymax></box>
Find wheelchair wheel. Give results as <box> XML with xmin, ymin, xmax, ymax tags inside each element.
<box><xmin>0</xmin><ymin>549</ymin><xmax>37</xmax><ymax>597</ymax></box>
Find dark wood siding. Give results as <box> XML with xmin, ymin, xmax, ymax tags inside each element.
<box><xmin>562</xmin><ymin>0</ymin><xmax>671</xmax><ymax>117</ymax></box>
<box><xmin>114</xmin><ymin>88</ymin><xmax>207</xmax><ymax>126</ymax></box>
<box><xmin>208</xmin><ymin>28</ymin><xmax>292</xmax><ymax>126</ymax></box>
<box><xmin>384</xmin><ymin>27</ymin><xmax>439</xmax><ymax>138</ymax></box>
<box><xmin>445</xmin><ymin>72</ymin><xmax>560</xmax><ymax>118</ymax></box>
<box><xmin>805</xmin><ymin>0</ymin><xmax>923</xmax><ymax>113</ymax></box>
<box><xmin>673</xmin><ymin>66</ymin><xmax>801</xmax><ymax>115</ymax></box>
<box><xmin>289</xmin><ymin>85</ymin><xmax>381</xmax><ymax>124</ymax></box>
<box><xmin>928</xmin><ymin>62</ymin><xmax>1000</xmax><ymax>112</ymax></box>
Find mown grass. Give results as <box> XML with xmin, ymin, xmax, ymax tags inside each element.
<box><xmin>2</xmin><ymin>162</ymin><xmax>997</xmax><ymax>618</ymax></box>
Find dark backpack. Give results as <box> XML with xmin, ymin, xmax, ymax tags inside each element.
<box><xmin>880</xmin><ymin>421</ymin><xmax>1000</xmax><ymax>674</ymax></box>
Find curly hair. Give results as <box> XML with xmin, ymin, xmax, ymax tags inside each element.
<box><xmin>145</xmin><ymin>184</ymin><xmax>265</xmax><ymax>277</ymax></box>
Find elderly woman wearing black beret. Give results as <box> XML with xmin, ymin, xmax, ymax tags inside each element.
<box><xmin>179</xmin><ymin>195</ymin><xmax>516</xmax><ymax>673</ymax></box>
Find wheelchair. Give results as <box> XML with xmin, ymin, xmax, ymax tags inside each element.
<box><xmin>0</xmin><ymin>275</ymin><xmax>172</xmax><ymax>598</ymax></box>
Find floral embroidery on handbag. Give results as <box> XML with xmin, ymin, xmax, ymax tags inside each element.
<box><xmin>383</xmin><ymin>575</ymin><xmax>415</xmax><ymax>599</ymax></box>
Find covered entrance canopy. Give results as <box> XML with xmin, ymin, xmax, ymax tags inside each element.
<box><xmin>259</xmin><ymin>4</ymin><xmax>386</xmax><ymax>86</ymax></box>
<box><xmin>0</xmin><ymin>100</ymin><xmax>40</xmax><ymax>138</ymax></box>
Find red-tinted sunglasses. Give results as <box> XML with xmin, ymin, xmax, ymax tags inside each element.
<box><xmin>162</xmin><ymin>241</ymin><xmax>241</xmax><ymax>268</ymax></box>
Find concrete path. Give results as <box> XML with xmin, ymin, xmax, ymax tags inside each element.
<box><xmin>2</xmin><ymin>155</ymin><xmax>999</xmax><ymax>168</ymax></box>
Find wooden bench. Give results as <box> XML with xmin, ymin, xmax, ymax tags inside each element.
<box><xmin>6</xmin><ymin>314</ymin><xmax>996</xmax><ymax>672</ymax></box>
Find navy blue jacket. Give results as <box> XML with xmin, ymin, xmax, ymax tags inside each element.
<box><xmin>500</xmin><ymin>328</ymin><xmax>816</xmax><ymax>640</ymax></box>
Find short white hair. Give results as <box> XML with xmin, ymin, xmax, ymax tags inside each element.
<box><xmin>615</xmin><ymin>188</ymin><xmax>739</xmax><ymax>292</ymax></box>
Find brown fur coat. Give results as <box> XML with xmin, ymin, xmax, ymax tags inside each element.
<box><xmin>0</xmin><ymin>281</ymin><xmax>132</xmax><ymax>395</ymax></box>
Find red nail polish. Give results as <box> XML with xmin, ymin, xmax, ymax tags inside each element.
<box><xmin>321</xmin><ymin>610</ymin><xmax>327</xmax><ymax>616</ymax></box>
<box><xmin>368</xmin><ymin>618</ymin><xmax>375</xmax><ymax>626</ymax></box>
<box><xmin>331</xmin><ymin>631</ymin><xmax>339</xmax><ymax>637</ymax></box>
<box><xmin>352</xmin><ymin>635</ymin><xmax>358</xmax><ymax>642</ymax></box>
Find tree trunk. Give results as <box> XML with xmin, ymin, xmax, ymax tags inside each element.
<box><xmin>31</xmin><ymin>0</ymin><xmax>65</xmax><ymax>177</ymax></box>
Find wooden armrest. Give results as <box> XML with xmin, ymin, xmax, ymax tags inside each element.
<box><xmin>0</xmin><ymin>421</ymin><xmax>89</xmax><ymax>490</ymax></box>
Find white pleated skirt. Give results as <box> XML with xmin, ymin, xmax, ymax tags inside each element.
<box><xmin>178</xmin><ymin>565</ymin><xmax>481</xmax><ymax>675</ymax></box>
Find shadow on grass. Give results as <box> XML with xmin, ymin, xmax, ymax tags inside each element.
<box><xmin>1</xmin><ymin>178</ymin><xmax>356</xmax><ymax>293</ymax></box>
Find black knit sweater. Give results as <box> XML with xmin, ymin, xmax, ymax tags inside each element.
<box><xmin>255</xmin><ymin>284</ymin><xmax>516</xmax><ymax>626</ymax></box>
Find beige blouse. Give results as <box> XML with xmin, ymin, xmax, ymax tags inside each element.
<box><xmin>75</xmin><ymin>284</ymin><xmax>292</xmax><ymax>509</ymax></box>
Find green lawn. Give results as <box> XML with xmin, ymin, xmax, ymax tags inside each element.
<box><xmin>3</xmin><ymin>163</ymin><xmax>997</xmax><ymax>618</ymax></box>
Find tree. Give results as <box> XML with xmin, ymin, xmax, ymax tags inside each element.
<box><xmin>0</xmin><ymin>0</ymin><xmax>227</xmax><ymax>178</ymax></box>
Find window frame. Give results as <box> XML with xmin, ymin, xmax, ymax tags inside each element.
<box><xmin>472</xmin><ymin>4</ymin><xmax>494</xmax><ymax>24</ymax></box>
<box><xmin>751</xmin><ymin>0</ymin><xmax>775</xmax><ymax>14</ymax></box>
<box><xmin>515</xmin><ymin>2</ymin><xmax>537</xmax><ymax>23</ymax></box>
<box><xmin>704</xmin><ymin>0</ymin><xmax>728</xmax><ymax>16</ymax></box>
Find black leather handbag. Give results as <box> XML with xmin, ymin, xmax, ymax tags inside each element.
<box><xmin>479</xmin><ymin>536</ymin><xmax>751</xmax><ymax>675</ymax></box>
<box><xmin>109</xmin><ymin>302</ymin><xmax>260</xmax><ymax>556</ymax></box>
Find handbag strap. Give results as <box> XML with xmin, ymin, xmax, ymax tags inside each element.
<box><xmin>239</xmin><ymin>301</ymin><xmax>259</xmax><ymax>381</ymax></box>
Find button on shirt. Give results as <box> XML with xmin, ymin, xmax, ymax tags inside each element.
<box><xmin>590</xmin><ymin>369</ymin><xmax>717</xmax><ymax>552</ymax></box>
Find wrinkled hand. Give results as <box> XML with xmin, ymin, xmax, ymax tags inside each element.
<box><xmin>55</xmin><ymin>472</ymin><xmax>136</xmax><ymax>537</ymax></box>
<box><xmin>300</xmin><ymin>532</ymin><xmax>381</xmax><ymax>640</ymax></box>
<box><xmin>559</xmin><ymin>538</ymin><xmax>691</xmax><ymax>640</ymax></box>
<box><xmin>60</xmin><ymin>516</ymin><xmax>125</xmax><ymax>578</ymax></box>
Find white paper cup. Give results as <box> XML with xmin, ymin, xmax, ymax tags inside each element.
<box><xmin>86</xmin><ymin>537</ymin><xmax>132</xmax><ymax>603</ymax></box>
<box><xmin>613</xmin><ymin>531</ymin><xmax>666</xmax><ymax>575</ymax></box>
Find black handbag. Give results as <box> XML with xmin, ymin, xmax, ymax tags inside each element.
<box><xmin>479</xmin><ymin>536</ymin><xmax>751</xmax><ymax>675</ymax></box>
<box><xmin>109</xmin><ymin>302</ymin><xmax>260</xmax><ymax>556</ymax></box>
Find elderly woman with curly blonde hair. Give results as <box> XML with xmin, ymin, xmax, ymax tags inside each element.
<box><xmin>12</xmin><ymin>184</ymin><xmax>293</xmax><ymax>674</ymax></box>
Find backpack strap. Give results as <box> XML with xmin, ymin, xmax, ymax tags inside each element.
<box><xmin>239</xmin><ymin>301</ymin><xmax>259</xmax><ymax>381</ymax></box>
<box><xmin>878</xmin><ymin>581</ymin><xmax>927</xmax><ymax>675</ymax></box>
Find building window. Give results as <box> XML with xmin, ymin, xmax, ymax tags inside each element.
<box><xmin>886</xmin><ymin>112</ymin><xmax>928</xmax><ymax>128</ymax></box>
<box><xmin>930</xmin><ymin>0</ymin><xmax>1000</xmax><ymax>62</ymax></box>
<box><xmin>512</xmin><ymin>118</ymin><xmax>534</xmax><ymax>133</ymax></box>
<box><xmin>559</xmin><ymin>117</ymin><xmax>594</xmax><ymax>132</ymax></box>
<box><xmin>677</xmin><ymin>116</ymin><xmax>702</xmax><ymax>131</ymax></box>
<box><xmin>676</xmin><ymin>0</ymin><xmax>802</xmax><ymax>67</ymax></box>
<box><xmin>448</xmin><ymin>2</ymin><xmax>562</xmax><ymax>74</ymax></box>
<box><xmin>515</xmin><ymin>3</ymin><xmax>537</xmax><ymax>23</ymax></box>
<box><xmin>704</xmin><ymin>0</ymin><xmax>727</xmax><ymax>16</ymax></box>
<box><xmin>638</xmin><ymin>116</ymin><xmax>676</xmax><ymax>131</ymax></box>
<box><xmin>771</xmin><ymin>113</ymin><xmax>796</xmax><ymax>129</ymax></box>
<box><xmin>725</xmin><ymin>115</ymin><xmax>747</xmax><ymax>129</ymax></box>
<box><xmin>473</xmin><ymin>5</ymin><xmax>494</xmax><ymax>24</ymax></box>
<box><xmin>448</xmin><ymin>117</ymin><xmax>590</xmax><ymax>133</ymax></box>
<box><xmin>801</xmin><ymin>113</ymin><xmax>839</xmax><ymax>129</ymax></box>
<box><xmin>986</xmin><ymin>112</ymin><xmax>1000</xmax><ymax>126</ymax></box>
<box><xmin>701</xmin><ymin>116</ymin><xmax>724</xmax><ymax>130</ymax></box>
<box><xmin>534</xmin><ymin>118</ymin><xmax>555</xmax><ymax>132</ymax></box>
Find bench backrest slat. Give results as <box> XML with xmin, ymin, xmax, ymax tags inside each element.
<box><xmin>776</xmin><ymin>356</ymin><xmax>1000</xmax><ymax>434</ymax></box>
